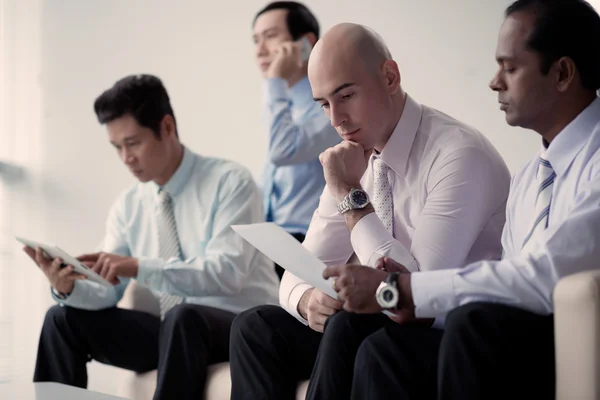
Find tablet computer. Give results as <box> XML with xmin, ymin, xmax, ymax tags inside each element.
<box><xmin>15</xmin><ymin>236</ymin><xmax>112</xmax><ymax>287</ymax></box>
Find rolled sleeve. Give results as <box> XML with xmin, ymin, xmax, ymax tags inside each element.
<box><xmin>350</xmin><ymin>212</ymin><xmax>418</xmax><ymax>270</ymax></box>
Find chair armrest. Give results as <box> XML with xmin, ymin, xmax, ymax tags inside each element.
<box><xmin>554</xmin><ymin>270</ymin><xmax>600</xmax><ymax>400</ymax></box>
<box><xmin>118</xmin><ymin>279</ymin><xmax>161</xmax><ymax>317</ymax></box>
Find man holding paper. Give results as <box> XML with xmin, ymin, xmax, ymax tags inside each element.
<box><xmin>229</xmin><ymin>23</ymin><xmax>511</xmax><ymax>400</ymax></box>
<box><xmin>321</xmin><ymin>1</ymin><xmax>600</xmax><ymax>398</ymax></box>
<box><xmin>25</xmin><ymin>74</ymin><xmax>279</xmax><ymax>400</ymax></box>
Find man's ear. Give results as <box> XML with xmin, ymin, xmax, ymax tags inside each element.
<box><xmin>554</xmin><ymin>56</ymin><xmax>577</xmax><ymax>93</ymax></box>
<box><xmin>160</xmin><ymin>115</ymin><xmax>176</xmax><ymax>139</ymax></box>
<box><xmin>381</xmin><ymin>59</ymin><xmax>401</xmax><ymax>95</ymax></box>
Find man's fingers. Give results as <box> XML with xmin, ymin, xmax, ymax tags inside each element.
<box><xmin>322</xmin><ymin>265</ymin><xmax>343</xmax><ymax>279</ymax></box>
<box><xmin>382</xmin><ymin>257</ymin><xmax>410</xmax><ymax>273</ymax></box>
<box><xmin>311</xmin><ymin>313</ymin><xmax>328</xmax><ymax>328</ymax></box>
<box><xmin>317</xmin><ymin>292</ymin><xmax>343</xmax><ymax>310</ymax></box>
<box><xmin>77</xmin><ymin>253</ymin><xmax>101</xmax><ymax>262</ymax></box>
<box><xmin>57</xmin><ymin>265</ymin><xmax>74</xmax><ymax>280</ymax></box>
<box><xmin>105</xmin><ymin>266</ymin><xmax>120</xmax><ymax>285</ymax></box>
<box><xmin>100</xmin><ymin>259</ymin><xmax>111</xmax><ymax>279</ymax></box>
<box><xmin>23</xmin><ymin>246</ymin><xmax>36</xmax><ymax>261</ymax></box>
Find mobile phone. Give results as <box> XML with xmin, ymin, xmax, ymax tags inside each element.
<box><xmin>298</xmin><ymin>36</ymin><xmax>312</xmax><ymax>62</ymax></box>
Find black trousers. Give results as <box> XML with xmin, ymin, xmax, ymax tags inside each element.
<box><xmin>274</xmin><ymin>233</ymin><xmax>305</xmax><ymax>280</ymax></box>
<box><xmin>229</xmin><ymin>303</ymin><xmax>555</xmax><ymax>400</ymax></box>
<box><xmin>33</xmin><ymin>303</ymin><xmax>236</xmax><ymax>400</ymax></box>
<box><xmin>229</xmin><ymin>305</ymin><xmax>391</xmax><ymax>400</ymax></box>
<box><xmin>352</xmin><ymin>302</ymin><xmax>556</xmax><ymax>400</ymax></box>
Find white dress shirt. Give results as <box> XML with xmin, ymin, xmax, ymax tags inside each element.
<box><xmin>54</xmin><ymin>147</ymin><xmax>280</xmax><ymax>314</ymax></box>
<box><xmin>280</xmin><ymin>94</ymin><xmax>512</xmax><ymax>323</ymax></box>
<box><xmin>412</xmin><ymin>97</ymin><xmax>600</xmax><ymax>317</ymax></box>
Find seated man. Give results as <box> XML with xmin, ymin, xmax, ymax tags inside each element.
<box><xmin>26</xmin><ymin>74</ymin><xmax>279</xmax><ymax>400</ymax></box>
<box><xmin>325</xmin><ymin>0</ymin><xmax>600</xmax><ymax>399</ymax></box>
<box><xmin>229</xmin><ymin>23</ymin><xmax>511</xmax><ymax>400</ymax></box>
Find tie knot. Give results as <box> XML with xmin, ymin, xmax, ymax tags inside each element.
<box><xmin>539</xmin><ymin>152</ymin><xmax>553</xmax><ymax>170</ymax></box>
<box><xmin>373</xmin><ymin>156</ymin><xmax>389</xmax><ymax>173</ymax></box>
<box><xmin>158</xmin><ymin>190</ymin><xmax>172</xmax><ymax>205</ymax></box>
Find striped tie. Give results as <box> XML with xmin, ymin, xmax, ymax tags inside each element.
<box><xmin>522</xmin><ymin>152</ymin><xmax>555</xmax><ymax>251</ymax></box>
<box><xmin>372</xmin><ymin>156</ymin><xmax>394</xmax><ymax>234</ymax></box>
<box><xmin>157</xmin><ymin>190</ymin><xmax>184</xmax><ymax>318</ymax></box>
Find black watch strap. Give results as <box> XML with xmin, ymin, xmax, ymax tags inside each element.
<box><xmin>386</xmin><ymin>272</ymin><xmax>399</xmax><ymax>287</ymax></box>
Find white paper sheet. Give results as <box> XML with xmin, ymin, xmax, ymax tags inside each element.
<box><xmin>231</xmin><ymin>223</ymin><xmax>337</xmax><ymax>298</ymax></box>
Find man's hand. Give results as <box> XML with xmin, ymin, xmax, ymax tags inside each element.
<box><xmin>374</xmin><ymin>257</ymin><xmax>418</xmax><ymax>323</ymax></box>
<box><xmin>298</xmin><ymin>288</ymin><xmax>343</xmax><ymax>333</ymax></box>
<box><xmin>266</xmin><ymin>42</ymin><xmax>304</xmax><ymax>83</ymax></box>
<box><xmin>323</xmin><ymin>264</ymin><xmax>388</xmax><ymax>313</ymax></box>
<box><xmin>23</xmin><ymin>246</ymin><xmax>86</xmax><ymax>295</ymax></box>
<box><xmin>77</xmin><ymin>252</ymin><xmax>139</xmax><ymax>285</ymax></box>
<box><xmin>319</xmin><ymin>141</ymin><xmax>372</xmax><ymax>201</ymax></box>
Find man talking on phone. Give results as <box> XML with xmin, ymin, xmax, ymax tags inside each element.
<box><xmin>252</xmin><ymin>2</ymin><xmax>341</xmax><ymax>278</ymax></box>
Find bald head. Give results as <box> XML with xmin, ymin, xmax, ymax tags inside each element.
<box><xmin>309</xmin><ymin>23</ymin><xmax>392</xmax><ymax>78</ymax></box>
<box><xmin>308</xmin><ymin>23</ymin><xmax>403</xmax><ymax>153</ymax></box>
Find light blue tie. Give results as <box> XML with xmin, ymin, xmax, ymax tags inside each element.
<box><xmin>157</xmin><ymin>190</ymin><xmax>184</xmax><ymax>318</ymax></box>
<box><xmin>522</xmin><ymin>152</ymin><xmax>555</xmax><ymax>250</ymax></box>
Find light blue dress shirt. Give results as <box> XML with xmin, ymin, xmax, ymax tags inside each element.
<box><xmin>261</xmin><ymin>77</ymin><xmax>341</xmax><ymax>235</ymax></box>
<box><xmin>53</xmin><ymin>147</ymin><xmax>279</xmax><ymax>314</ymax></box>
<box><xmin>412</xmin><ymin>96</ymin><xmax>600</xmax><ymax>317</ymax></box>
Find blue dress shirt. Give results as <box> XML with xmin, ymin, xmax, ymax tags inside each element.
<box><xmin>53</xmin><ymin>147</ymin><xmax>280</xmax><ymax>314</ymax></box>
<box><xmin>261</xmin><ymin>77</ymin><xmax>341</xmax><ymax>235</ymax></box>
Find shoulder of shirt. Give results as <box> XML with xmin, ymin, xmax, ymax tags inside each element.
<box><xmin>191</xmin><ymin>154</ymin><xmax>255</xmax><ymax>185</ymax></box>
<box><xmin>418</xmin><ymin>104</ymin><xmax>502</xmax><ymax>157</ymax></box>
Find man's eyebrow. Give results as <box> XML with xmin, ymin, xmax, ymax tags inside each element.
<box><xmin>313</xmin><ymin>83</ymin><xmax>356</xmax><ymax>102</ymax></box>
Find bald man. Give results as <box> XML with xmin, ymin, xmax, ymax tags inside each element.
<box><xmin>229</xmin><ymin>23</ymin><xmax>510</xmax><ymax>400</ymax></box>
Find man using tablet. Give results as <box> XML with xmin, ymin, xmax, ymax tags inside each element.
<box><xmin>24</xmin><ymin>74</ymin><xmax>279</xmax><ymax>400</ymax></box>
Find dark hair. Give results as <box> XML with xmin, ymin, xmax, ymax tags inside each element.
<box><xmin>253</xmin><ymin>1</ymin><xmax>319</xmax><ymax>40</ymax></box>
<box><xmin>506</xmin><ymin>0</ymin><xmax>600</xmax><ymax>91</ymax></box>
<box><xmin>93</xmin><ymin>74</ymin><xmax>177</xmax><ymax>138</ymax></box>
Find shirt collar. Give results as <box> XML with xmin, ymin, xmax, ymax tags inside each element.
<box><xmin>149</xmin><ymin>146</ymin><xmax>196</xmax><ymax>197</ymax></box>
<box><xmin>379</xmin><ymin>94</ymin><xmax>423</xmax><ymax>177</ymax></box>
<box><xmin>545</xmin><ymin>96</ymin><xmax>600</xmax><ymax>177</ymax></box>
<box><xmin>288</xmin><ymin>76</ymin><xmax>312</xmax><ymax>107</ymax></box>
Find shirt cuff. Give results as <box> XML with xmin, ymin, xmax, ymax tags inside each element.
<box><xmin>136</xmin><ymin>257</ymin><xmax>165</xmax><ymax>290</ymax></box>
<box><xmin>351</xmin><ymin>213</ymin><xmax>389</xmax><ymax>265</ymax></box>
<box><xmin>410</xmin><ymin>269</ymin><xmax>459</xmax><ymax>318</ymax></box>
<box><xmin>285</xmin><ymin>283</ymin><xmax>313</xmax><ymax>325</ymax></box>
<box><xmin>264</xmin><ymin>78</ymin><xmax>289</xmax><ymax>102</ymax></box>
<box><xmin>51</xmin><ymin>280</ymin><xmax>84</xmax><ymax>307</ymax></box>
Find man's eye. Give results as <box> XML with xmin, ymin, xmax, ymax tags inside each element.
<box><xmin>342</xmin><ymin>93</ymin><xmax>354</xmax><ymax>100</ymax></box>
<box><xmin>320</xmin><ymin>103</ymin><xmax>330</xmax><ymax>109</ymax></box>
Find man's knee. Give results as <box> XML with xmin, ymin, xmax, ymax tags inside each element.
<box><xmin>42</xmin><ymin>304</ymin><xmax>81</xmax><ymax>330</ymax></box>
<box><xmin>445</xmin><ymin>302</ymin><xmax>508</xmax><ymax>338</ymax></box>
<box><xmin>162</xmin><ymin>303</ymin><xmax>210</xmax><ymax>331</ymax></box>
<box><xmin>231</xmin><ymin>305</ymin><xmax>286</xmax><ymax>341</ymax></box>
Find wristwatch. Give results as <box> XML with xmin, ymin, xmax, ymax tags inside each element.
<box><xmin>376</xmin><ymin>272</ymin><xmax>400</xmax><ymax>310</ymax></box>
<box><xmin>337</xmin><ymin>188</ymin><xmax>370</xmax><ymax>214</ymax></box>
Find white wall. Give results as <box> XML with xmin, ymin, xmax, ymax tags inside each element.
<box><xmin>2</xmin><ymin>0</ymin><xmax>598</xmax><ymax>396</ymax></box>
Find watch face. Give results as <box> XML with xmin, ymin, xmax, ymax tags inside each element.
<box><xmin>382</xmin><ymin>288</ymin><xmax>395</xmax><ymax>303</ymax></box>
<box><xmin>350</xmin><ymin>189</ymin><xmax>368</xmax><ymax>207</ymax></box>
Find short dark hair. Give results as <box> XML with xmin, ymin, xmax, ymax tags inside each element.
<box><xmin>506</xmin><ymin>0</ymin><xmax>600</xmax><ymax>91</ymax></box>
<box><xmin>93</xmin><ymin>74</ymin><xmax>177</xmax><ymax>138</ymax></box>
<box><xmin>254</xmin><ymin>1</ymin><xmax>319</xmax><ymax>40</ymax></box>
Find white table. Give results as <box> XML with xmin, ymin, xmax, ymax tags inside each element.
<box><xmin>0</xmin><ymin>382</ymin><xmax>128</xmax><ymax>399</ymax></box>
